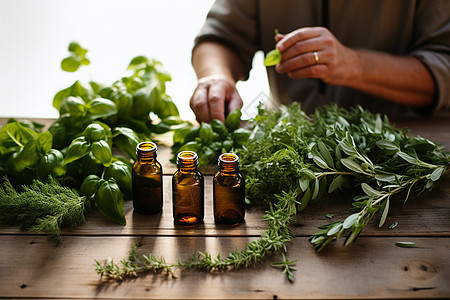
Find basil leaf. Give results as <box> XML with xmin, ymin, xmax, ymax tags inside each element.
<box><xmin>61</xmin><ymin>56</ymin><xmax>81</xmax><ymax>72</ymax></box>
<box><xmin>104</xmin><ymin>160</ymin><xmax>132</xmax><ymax>199</ymax></box>
<box><xmin>64</xmin><ymin>136</ymin><xmax>90</xmax><ymax>165</ymax></box>
<box><xmin>199</xmin><ymin>122</ymin><xmax>213</xmax><ymax>143</ymax></box>
<box><xmin>59</xmin><ymin>96</ymin><xmax>87</xmax><ymax>118</ymax></box>
<box><xmin>86</xmin><ymin>98</ymin><xmax>118</xmax><ymax>120</ymax></box>
<box><xmin>225</xmin><ymin>109</ymin><xmax>242</xmax><ymax>132</ymax></box>
<box><xmin>83</xmin><ymin>123</ymin><xmax>107</xmax><ymax>143</ymax></box>
<box><xmin>37</xmin><ymin>149</ymin><xmax>65</xmax><ymax>179</ymax></box>
<box><xmin>264</xmin><ymin>49</ymin><xmax>281</xmax><ymax>66</ymax></box>
<box><xmin>80</xmin><ymin>175</ymin><xmax>104</xmax><ymax>199</ymax></box>
<box><xmin>94</xmin><ymin>178</ymin><xmax>126</xmax><ymax>226</ymax></box>
<box><xmin>91</xmin><ymin>140</ymin><xmax>112</xmax><ymax>167</ymax></box>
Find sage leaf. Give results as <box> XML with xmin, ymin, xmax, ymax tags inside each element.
<box><xmin>328</xmin><ymin>175</ymin><xmax>344</xmax><ymax>193</ymax></box>
<box><xmin>327</xmin><ymin>223</ymin><xmax>343</xmax><ymax>236</ymax></box>
<box><xmin>378</xmin><ymin>198</ymin><xmax>389</xmax><ymax>228</ymax></box>
<box><xmin>341</xmin><ymin>158</ymin><xmax>365</xmax><ymax>174</ymax></box>
<box><xmin>361</xmin><ymin>183</ymin><xmax>383</xmax><ymax>198</ymax></box>
<box><xmin>343</xmin><ymin>213</ymin><xmax>359</xmax><ymax>229</ymax></box>
<box><xmin>395</xmin><ymin>241</ymin><xmax>416</xmax><ymax>248</ymax></box>
<box><xmin>317</xmin><ymin>141</ymin><xmax>334</xmax><ymax>168</ymax></box>
<box><xmin>430</xmin><ymin>166</ymin><xmax>445</xmax><ymax>182</ymax></box>
<box><xmin>313</xmin><ymin>155</ymin><xmax>329</xmax><ymax>169</ymax></box>
<box><xmin>375</xmin><ymin>140</ymin><xmax>399</xmax><ymax>151</ymax></box>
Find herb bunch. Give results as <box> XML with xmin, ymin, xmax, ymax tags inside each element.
<box><xmin>238</xmin><ymin>103</ymin><xmax>449</xmax><ymax>252</ymax></box>
<box><xmin>0</xmin><ymin>42</ymin><xmax>183</xmax><ymax>227</ymax></box>
<box><xmin>0</xmin><ymin>177</ymin><xmax>89</xmax><ymax>244</ymax></box>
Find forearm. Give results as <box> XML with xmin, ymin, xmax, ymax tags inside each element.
<box><xmin>192</xmin><ymin>41</ymin><xmax>245</xmax><ymax>83</ymax></box>
<box><xmin>347</xmin><ymin>50</ymin><xmax>435</xmax><ymax>107</ymax></box>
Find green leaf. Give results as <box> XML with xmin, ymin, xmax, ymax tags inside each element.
<box><xmin>199</xmin><ymin>122</ymin><xmax>213</xmax><ymax>143</ymax></box>
<box><xmin>328</xmin><ymin>175</ymin><xmax>344</xmax><ymax>193</ymax></box>
<box><xmin>59</xmin><ymin>96</ymin><xmax>87</xmax><ymax>117</ymax></box>
<box><xmin>395</xmin><ymin>241</ymin><xmax>416</xmax><ymax>248</ymax></box>
<box><xmin>264</xmin><ymin>49</ymin><xmax>281</xmax><ymax>66</ymax></box>
<box><xmin>225</xmin><ymin>109</ymin><xmax>242</xmax><ymax>132</ymax></box>
<box><xmin>312</xmin><ymin>155</ymin><xmax>329</xmax><ymax>169</ymax></box>
<box><xmin>341</xmin><ymin>158</ymin><xmax>365</xmax><ymax>174</ymax></box>
<box><xmin>312</xmin><ymin>177</ymin><xmax>319</xmax><ymax>200</ymax></box>
<box><xmin>127</xmin><ymin>55</ymin><xmax>149</xmax><ymax>70</ymax></box>
<box><xmin>298</xmin><ymin>177</ymin><xmax>310</xmax><ymax>192</ymax></box>
<box><xmin>297</xmin><ymin>187</ymin><xmax>311</xmax><ymax>211</ymax></box>
<box><xmin>94</xmin><ymin>178</ymin><xmax>126</xmax><ymax>226</ymax></box>
<box><xmin>430</xmin><ymin>166</ymin><xmax>445</xmax><ymax>182</ymax></box>
<box><xmin>104</xmin><ymin>160</ymin><xmax>133</xmax><ymax>198</ymax></box>
<box><xmin>61</xmin><ymin>56</ymin><xmax>81</xmax><ymax>72</ymax></box>
<box><xmin>86</xmin><ymin>98</ymin><xmax>118</xmax><ymax>119</ymax></box>
<box><xmin>63</xmin><ymin>136</ymin><xmax>90</xmax><ymax>165</ymax></box>
<box><xmin>327</xmin><ymin>223</ymin><xmax>343</xmax><ymax>236</ymax></box>
<box><xmin>53</xmin><ymin>80</ymin><xmax>93</xmax><ymax>111</ymax></box>
<box><xmin>378</xmin><ymin>198</ymin><xmax>389</xmax><ymax>228</ymax></box>
<box><xmin>37</xmin><ymin>149</ymin><xmax>65</xmax><ymax>179</ymax></box>
<box><xmin>210</xmin><ymin>119</ymin><xmax>228</xmax><ymax>137</ymax></box>
<box><xmin>35</xmin><ymin>131</ymin><xmax>53</xmax><ymax>156</ymax></box>
<box><xmin>343</xmin><ymin>213</ymin><xmax>359</xmax><ymax>229</ymax></box>
<box><xmin>83</xmin><ymin>123</ymin><xmax>107</xmax><ymax>143</ymax></box>
<box><xmin>397</xmin><ymin>151</ymin><xmax>417</xmax><ymax>165</ymax></box>
<box><xmin>0</xmin><ymin>122</ymin><xmax>37</xmax><ymax>154</ymax></box>
<box><xmin>317</xmin><ymin>141</ymin><xmax>334</xmax><ymax>169</ymax></box>
<box><xmin>80</xmin><ymin>175</ymin><xmax>104</xmax><ymax>199</ymax></box>
<box><xmin>91</xmin><ymin>140</ymin><xmax>112</xmax><ymax>167</ymax></box>
<box><xmin>112</xmin><ymin>127</ymin><xmax>141</xmax><ymax>160</ymax></box>
<box><xmin>376</xmin><ymin>140</ymin><xmax>399</xmax><ymax>151</ymax></box>
<box><xmin>361</xmin><ymin>183</ymin><xmax>383</xmax><ymax>198</ymax></box>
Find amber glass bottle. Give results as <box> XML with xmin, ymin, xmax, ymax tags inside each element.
<box><xmin>213</xmin><ymin>153</ymin><xmax>245</xmax><ymax>225</ymax></box>
<box><xmin>132</xmin><ymin>142</ymin><xmax>163</xmax><ymax>215</ymax></box>
<box><xmin>172</xmin><ymin>151</ymin><xmax>204</xmax><ymax>225</ymax></box>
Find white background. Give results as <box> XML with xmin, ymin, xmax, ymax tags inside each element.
<box><xmin>0</xmin><ymin>0</ymin><xmax>269</xmax><ymax>121</ymax></box>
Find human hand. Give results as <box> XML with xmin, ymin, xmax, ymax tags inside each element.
<box><xmin>275</xmin><ymin>27</ymin><xmax>361</xmax><ymax>86</ymax></box>
<box><xmin>189</xmin><ymin>75</ymin><xmax>243</xmax><ymax>123</ymax></box>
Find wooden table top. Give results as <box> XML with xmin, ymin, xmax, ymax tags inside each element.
<box><xmin>0</xmin><ymin>115</ymin><xmax>449</xmax><ymax>299</ymax></box>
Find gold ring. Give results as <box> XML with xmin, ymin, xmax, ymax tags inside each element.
<box><xmin>313</xmin><ymin>51</ymin><xmax>319</xmax><ymax>64</ymax></box>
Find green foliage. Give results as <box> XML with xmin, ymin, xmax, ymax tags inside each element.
<box><xmin>61</xmin><ymin>41</ymin><xmax>90</xmax><ymax>72</ymax></box>
<box><xmin>170</xmin><ymin>109</ymin><xmax>250</xmax><ymax>168</ymax></box>
<box><xmin>237</xmin><ymin>103</ymin><xmax>448</xmax><ymax>254</ymax></box>
<box><xmin>264</xmin><ymin>49</ymin><xmax>281</xmax><ymax>66</ymax></box>
<box><xmin>0</xmin><ymin>177</ymin><xmax>89</xmax><ymax>244</ymax></box>
<box><xmin>0</xmin><ymin>42</ymin><xmax>181</xmax><ymax>227</ymax></box>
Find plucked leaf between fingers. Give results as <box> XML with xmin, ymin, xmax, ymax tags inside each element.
<box><xmin>264</xmin><ymin>49</ymin><xmax>281</xmax><ymax>66</ymax></box>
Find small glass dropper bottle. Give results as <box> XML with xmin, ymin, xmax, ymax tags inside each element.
<box><xmin>213</xmin><ymin>153</ymin><xmax>245</xmax><ymax>225</ymax></box>
<box><xmin>132</xmin><ymin>141</ymin><xmax>163</xmax><ymax>215</ymax></box>
<box><xmin>172</xmin><ymin>151</ymin><xmax>204</xmax><ymax>225</ymax></box>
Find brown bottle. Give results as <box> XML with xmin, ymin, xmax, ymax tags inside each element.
<box><xmin>213</xmin><ymin>153</ymin><xmax>245</xmax><ymax>225</ymax></box>
<box><xmin>172</xmin><ymin>151</ymin><xmax>204</xmax><ymax>225</ymax></box>
<box><xmin>132</xmin><ymin>142</ymin><xmax>163</xmax><ymax>215</ymax></box>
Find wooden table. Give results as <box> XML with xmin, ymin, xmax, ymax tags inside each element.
<box><xmin>1</xmin><ymin>116</ymin><xmax>449</xmax><ymax>299</ymax></box>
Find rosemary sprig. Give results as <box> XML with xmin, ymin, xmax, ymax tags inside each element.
<box><xmin>95</xmin><ymin>243</ymin><xmax>176</xmax><ymax>280</ymax></box>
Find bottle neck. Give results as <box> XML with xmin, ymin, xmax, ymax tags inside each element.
<box><xmin>136</xmin><ymin>141</ymin><xmax>157</xmax><ymax>163</ymax></box>
<box><xmin>177</xmin><ymin>151</ymin><xmax>199</xmax><ymax>173</ymax></box>
<box><xmin>218</xmin><ymin>153</ymin><xmax>239</xmax><ymax>175</ymax></box>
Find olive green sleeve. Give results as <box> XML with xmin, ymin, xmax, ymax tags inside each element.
<box><xmin>193</xmin><ymin>0</ymin><xmax>259</xmax><ymax>80</ymax></box>
<box><xmin>409</xmin><ymin>0</ymin><xmax>450</xmax><ymax>113</ymax></box>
